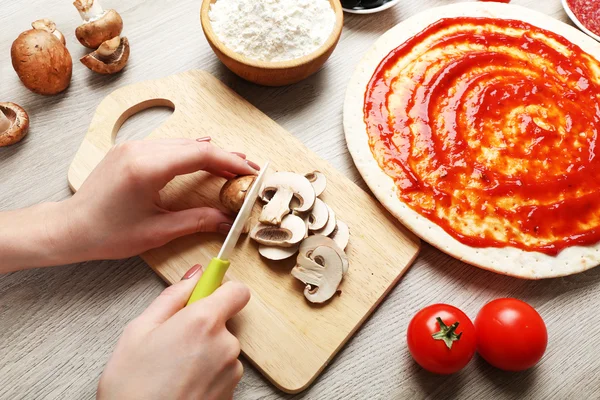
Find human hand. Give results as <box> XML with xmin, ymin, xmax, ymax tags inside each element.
<box><xmin>66</xmin><ymin>137</ymin><xmax>259</xmax><ymax>261</ymax></box>
<box><xmin>98</xmin><ymin>264</ymin><xmax>251</xmax><ymax>400</ymax></box>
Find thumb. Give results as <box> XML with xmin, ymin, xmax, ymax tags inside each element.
<box><xmin>136</xmin><ymin>264</ymin><xmax>204</xmax><ymax>327</ymax></box>
<box><xmin>157</xmin><ymin>207</ymin><xmax>234</xmax><ymax>240</ymax></box>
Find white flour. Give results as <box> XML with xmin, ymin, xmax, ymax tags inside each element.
<box><xmin>209</xmin><ymin>0</ymin><xmax>336</xmax><ymax>62</ymax></box>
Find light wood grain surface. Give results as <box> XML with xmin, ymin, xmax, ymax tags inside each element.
<box><xmin>1</xmin><ymin>0</ymin><xmax>599</xmax><ymax>399</ymax></box>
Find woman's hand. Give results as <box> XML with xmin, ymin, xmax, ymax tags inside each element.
<box><xmin>98</xmin><ymin>264</ymin><xmax>251</xmax><ymax>400</ymax></box>
<box><xmin>0</xmin><ymin>137</ymin><xmax>259</xmax><ymax>272</ymax></box>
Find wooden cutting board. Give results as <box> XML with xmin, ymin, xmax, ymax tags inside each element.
<box><xmin>68</xmin><ymin>70</ymin><xmax>420</xmax><ymax>393</ymax></box>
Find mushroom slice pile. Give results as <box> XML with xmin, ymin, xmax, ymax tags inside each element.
<box><xmin>0</xmin><ymin>103</ymin><xmax>29</xmax><ymax>147</ymax></box>
<box><xmin>74</xmin><ymin>0</ymin><xmax>123</xmax><ymax>49</ymax></box>
<box><xmin>81</xmin><ymin>36</ymin><xmax>130</xmax><ymax>74</ymax></box>
<box><xmin>259</xmin><ymin>172</ymin><xmax>316</xmax><ymax>225</ymax></box>
<box><xmin>292</xmin><ymin>236</ymin><xmax>347</xmax><ymax>303</ymax></box>
<box><xmin>219</xmin><ymin>170</ymin><xmax>350</xmax><ymax>304</ymax></box>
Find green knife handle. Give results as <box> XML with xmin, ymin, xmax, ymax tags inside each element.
<box><xmin>186</xmin><ymin>257</ymin><xmax>230</xmax><ymax>305</ymax></box>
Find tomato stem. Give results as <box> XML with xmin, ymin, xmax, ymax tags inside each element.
<box><xmin>432</xmin><ymin>317</ymin><xmax>462</xmax><ymax>349</ymax></box>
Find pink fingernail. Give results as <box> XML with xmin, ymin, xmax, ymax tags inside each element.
<box><xmin>182</xmin><ymin>264</ymin><xmax>203</xmax><ymax>280</ymax></box>
<box><xmin>246</xmin><ymin>160</ymin><xmax>261</xmax><ymax>171</ymax></box>
<box><xmin>232</xmin><ymin>152</ymin><xmax>247</xmax><ymax>159</ymax></box>
<box><xmin>218</xmin><ymin>223</ymin><xmax>233</xmax><ymax>235</ymax></box>
<box><xmin>196</xmin><ymin>136</ymin><xmax>212</xmax><ymax>142</ymax></box>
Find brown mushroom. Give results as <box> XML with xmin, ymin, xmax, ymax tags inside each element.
<box><xmin>307</xmin><ymin>198</ymin><xmax>329</xmax><ymax>231</ymax></box>
<box><xmin>220</xmin><ymin>175</ymin><xmax>257</xmax><ymax>213</ymax></box>
<box><xmin>330</xmin><ymin>221</ymin><xmax>350</xmax><ymax>250</ymax></box>
<box><xmin>80</xmin><ymin>36</ymin><xmax>130</xmax><ymax>74</ymax></box>
<box><xmin>74</xmin><ymin>0</ymin><xmax>123</xmax><ymax>49</ymax></box>
<box><xmin>313</xmin><ymin>204</ymin><xmax>336</xmax><ymax>236</ymax></box>
<box><xmin>259</xmin><ymin>172</ymin><xmax>316</xmax><ymax>225</ymax></box>
<box><xmin>11</xmin><ymin>20</ymin><xmax>72</xmax><ymax>95</ymax></box>
<box><xmin>258</xmin><ymin>243</ymin><xmax>300</xmax><ymax>261</ymax></box>
<box><xmin>31</xmin><ymin>19</ymin><xmax>66</xmax><ymax>45</ymax></box>
<box><xmin>0</xmin><ymin>103</ymin><xmax>29</xmax><ymax>147</ymax></box>
<box><xmin>299</xmin><ymin>235</ymin><xmax>349</xmax><ymax>275</ymax></box>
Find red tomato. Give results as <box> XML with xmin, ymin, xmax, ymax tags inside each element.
<box><xmin>475</xmin><ymin>298</ymin><xmax>547</xmax><ymax>371</ymax></box>
<box><xmin>407</xmin><ymin>304</ymin><xmax>476</xmax><ymax>374</ymax></box>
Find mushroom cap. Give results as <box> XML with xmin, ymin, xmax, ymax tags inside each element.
<box><xmin>220</xmin><ymin>175</ymin><xmax>257</xmax><ymax>213</ymax></box>
<box><xmin>305</xmin><ymin>171</ymin><xmax>326</xmax><ymax>197</ymax></box>
<box><xmin>250</xmin><ymin>214</ymin><xmax>306</xmax><ymax>247</ymax></box>
<box><xmin>80</xmin><ymin>36</ymin><xmax>130</xmax><ymax>74</ymax></box>
<box><xmin>307</xmin><ymin>198</ymin><xmax>329</xmax><ymax>231</ymax></box>
<box><xmin>258</xmin><ymin>243</ymin><xmax>300</xmax><ymax>260</ymax></box>
<box><xmin>11</xmin><ymin>26</ymin><xmax>72</xmax><ymax>95</ymax></box>
<box><xmin>76</xmin><ymin>9</ymin><xmax>123</xmax><ymax>48</ymax></box>
<box><xmin>313</xmin><ymin>204</ymin><xmax>336</xmax><ymax>236</ymax></box>
<box><xmin>259</xmin><ymin>172</ymin><xmax>316</xmax><ymax>225</ymax></box>
<box><xmin>0</xmin><ymin>102</ymin><xmax>29</xmax><ymax>147</ymax></box>
<box><xmin>299</xmin><ymin>234</ymin><xmax>349</xmax><ymax>275</ymax></box>
<box><xmin>330</xmin><ymin>220</ymin><xmax>350</xmax><ymax>250</ymax></box>
<box><xmin>292</xmin><ymin>245</ymin><xmax>344</xmax><ymax>303</ymax></box>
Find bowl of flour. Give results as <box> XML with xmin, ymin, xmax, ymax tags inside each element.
<box><xmin>201</xmin><ymin>0</ymin><xmax>344</xmax><ymax>86</ymax></box>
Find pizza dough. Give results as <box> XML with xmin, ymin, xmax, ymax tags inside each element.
<box><xmin>344</xmin><ymin>2</ymin><xmax>600</xmax><ymax>279</ymax></box>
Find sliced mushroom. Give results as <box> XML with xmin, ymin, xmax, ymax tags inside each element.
<box><xmin>220</xmin><ymin>175</ymin><xmax>256</xmax><ymax>213</ymax></box>
<box><xmin>250</xmin><ymin>214</ymin><xmax>305</xmax><ymax>247</ymax></box>
<box><xmin>313</xmin><ymin>204</ymin><xmax>336</xmax><ymax>236</ymax></box>
<box><xmin>299</xmin><ymin>235</ymin><xmax>349</xmax><ymax>275</ymax></box>
<box><xmin>292</xmin><ymin>245</ymin><xmax>343</xmax><ymax>303</ymax></box>
<box><xmin>0</xmin><ymin>103</ymin><xmax>29</xmax><ymax>147</ymax></box>
<box><xmin>259</xmin><ymin>172</ymin><xmax>316</xmax><ymax>225</ymax></box>
<box><xmin>80</xmin><ymin>36</ymin><xmax>130</xmax><ymax>74</ymax></box>
<box><xmin>305</xmin><ymin>171</ymin><xmax>326</xmax><ymax>197</ymax></box>
<box><xmin>31</xmin><ymin>19</ymin><xmax>66</xmax><ymax>45</ymax></box>
<box><xmin>74</xmin><ymin>0</ymin><xmax>123</xmax><ymax>49</ymax></box>
<box><xmin>11</xmin><ymin>20</ymin><xmax>72</xmax><ymax>95</ymax></box>
<box><xmin>307</xmin><ymin>198</ymin><xmax>329</xmax><ymax>231</ymax></box>
<box><xmin>330</xmin><ymin>221</ymin><xmax>349</xmax><ymax>250</ymax></box>
<box><xmin>258</xmin><ymin>243</ymin><xmax>300</xmax><ymax>261</ymax></box>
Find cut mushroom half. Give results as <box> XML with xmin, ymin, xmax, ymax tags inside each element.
<box><xmin>31</xmin><ymin>19</ymin><xmax>66</xmax><ymax>45</ymax></box>
<box><xmin>330</xmin><ymin>221</ymin><xmax>349</xmax><ymax>250</ymax></box>
<box><xmin>305</xmin><ymin>171</ymin><xmax>326</xmax><ymax>197</ymax></box>
<box><xmin>307</xmin><ymin>198</ymin><xmax>329</xmax><ymax>231</ymax></box>
<box><xmin>258</xmin><ymin>243</ymin><xmax>300</xmax><ymax>261</ymax></box>
<box><xmin>299</xmin><ymin>235</ymin><xmax>349</xmax><ymax>275</ymax></box>
<box><xmin>259</xmin><ymin>172</ymin><xmax>316</xmax><ymax>225</ymax></box>
<box><xmin>313</xmin><ymin>204</ymin><xmax>336</xmax><ymax>236</ymax></box>
<box><xmin>250</xmin><ymin>214</ymin><xmax>305</xmax><ymax>247</ymax></box>
<box><xmin>81</xmin><ymin>36</ymin><xmax>129</xmax><ymax>74</ymax></box>
<box><xmin>0</xmin><ymin>102</ymin><xmax>29</xmax><ymax>147</ymax></box>
<box><xmin>74</xmin><ymin>0</ymin><xmax>123</xmax><ymax>48</ymax></box>
<box><xmin>220</xmin><ymin>175</ymin><xmax>256</xmax><ymax>213</ymax></box>
<box><xmin>292</xmin><ymin>245</ymin><xmax>344</xmax><ymax>303</ymax></box>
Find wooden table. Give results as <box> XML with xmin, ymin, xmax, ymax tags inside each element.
<box><xmin>1</xmin><ymin>0</ymin><xmax>598</xmax><ymax>398</ymax></box>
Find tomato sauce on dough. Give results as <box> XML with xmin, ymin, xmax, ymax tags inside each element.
<box><xmin>364</xmin><ymin>17</ymin><xmax>600</xmax><ymax>255</ymax></box>
<box><xmin>566</xmin><ymin>0</ymin><xmax>600</xmax><ymax>37</ymax></box>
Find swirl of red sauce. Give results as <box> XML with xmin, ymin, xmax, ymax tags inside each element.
<box><xmin>364</xmin><ymin>17</ymin><xmax>600</xmax><ymax>255</ymax></box>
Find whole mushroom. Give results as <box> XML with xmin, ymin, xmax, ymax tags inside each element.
<box><xmin>81</xmin><ymin>36</ymin><xmax>130</xmax><ymax>74</ymax></box>
<box><xmin>74</xmin><ymin>0</ymin><xmax>123</xmax><ymax>49</ymax></box>
<box><xmin>0</xmin><ymin>103</ymin><xmax>29</xmax><ymax>147</ymax></box>
<box><xmin>11</xmin><ymin>19</ymin><xmax>72</xmax><ymax>95</ymax></box>
<box><xmin>220</xmin><ymin>175</ymin><xmax>257</xmax><ymax>213</ymax></box>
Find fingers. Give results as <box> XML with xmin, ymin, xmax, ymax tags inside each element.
<box><xmin>136</xmin><ymin>264</ymin><xmax>204</xmax><ymax>326</ymax></box>
<box><xmin>194</xmin><ymin>281</ymin><xmax>251</xmax><ymax>324</ymax></box>
<box><xmin>151</xmin><ymin>142</ymin><xmax>259</xmax><ymax>183</ymax></box>
<box><xmin>151</xmin><ymin>208</ymin><xmax>234</xmax><ymax>242</ymax></box>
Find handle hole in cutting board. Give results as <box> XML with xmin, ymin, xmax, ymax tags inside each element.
<box><xmin>113</xmin><ymin>99</ymin><xmax>175</xmax><ymax>145</ymax></box>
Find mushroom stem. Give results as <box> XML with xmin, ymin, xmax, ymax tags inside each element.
<box><xmin>74</xmin><ymin>0</ymin><xmax>105</xmax><ymax>21</ymax></box>
<box><xmin>0</xmin><ymin>109</ymin><xmax>10</xmax><ymax>133</ymax></box>
<box><xmin>259</xmin><ymin>187</ymin><xmax>294</xmax><ymax>225</ymax></box>
<box><xmin>96</xmin><ymin>36</ymin><xmax>120</xmax><ymax>60</ymax></box>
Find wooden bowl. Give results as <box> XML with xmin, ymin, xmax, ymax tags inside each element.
<box><xmin>200</xmin><ymin>0</ymin><xmax>344</xmax><ymax>86</ymax></box>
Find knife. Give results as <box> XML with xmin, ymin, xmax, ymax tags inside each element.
<box><xmin>186</xmin><ymin>162</ymin><xmax>270</xmax><ymax>305</ymax></box>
